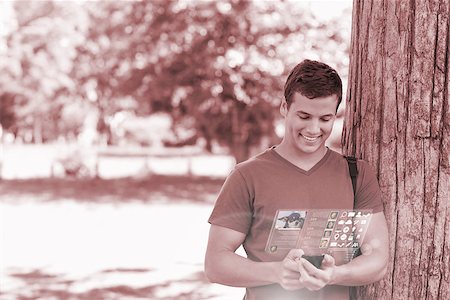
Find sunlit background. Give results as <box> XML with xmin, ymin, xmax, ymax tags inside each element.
<box><xmin>0</xmin><ymin>1</ymin><xmax>352</xmax><ymax>299</ymax></box>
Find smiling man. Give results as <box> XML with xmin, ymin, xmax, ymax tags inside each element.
<box><xmin>205</xmin><ymin>59</ymin><xmax>389</xmax><ymax>300</ymax></box>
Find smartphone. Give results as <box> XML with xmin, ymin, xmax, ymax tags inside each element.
<box><xmin>301</xmin><ymin>255</ymin><xmax>325</xmax><ymax>268</ymax></box>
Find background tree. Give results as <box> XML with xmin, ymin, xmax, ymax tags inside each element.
<box><xmin>0</xmin><ymin>1</ymin><xmax>87</xmax><ymax>142</ymax></box>
<box><xmin>73</xmin><ymin>0</ymin><xmax>351</xmax><ymax>161</ymax></box>
<box><xmin>1</xmin><ymin>0</ymin><xmax>351</xmax><ymax>162</ymax></box>
<box><xmin>342</xmin><ymin>0</ymin><xmax>449</xmax><ymax>299</ymax></box>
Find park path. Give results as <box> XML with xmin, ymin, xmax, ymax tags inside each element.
<box><xmin>0</xmin><ymin>201</ymin><xmax>244</xmax><ymax>299</ymax></box>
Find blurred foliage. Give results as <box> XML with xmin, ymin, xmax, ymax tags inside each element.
<box><xmin>0</xmin><ymin>0</ymin><xmax>351</xmax><ymax>160</ymax></box>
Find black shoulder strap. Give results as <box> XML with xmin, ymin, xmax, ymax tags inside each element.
<box><xmin>345</xmin><ymin>156</ymin><xmax>361</xmax><ymax>297</ymax></box>
<box><xmin>345</xmin><ymin>156</ymin><xmax>358</xmax><ymax>207</ymax></box>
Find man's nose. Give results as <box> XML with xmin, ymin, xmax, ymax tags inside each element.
<box><xmin>306</xmin><ymin>119</ymin><xmax>320</xmax><ymax>134</ymax></box>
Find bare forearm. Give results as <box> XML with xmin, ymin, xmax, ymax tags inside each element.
<box><xmin>331</xmin><ymin>212</ymin><xmax>390</xmax><ymax>286</ymax></box>
<box><xmin>331</xmin><ymin>250</ymin><xmax>388</xmax><ymax>286</ymax></box>
<box><xmin>205</xmin><ymin>250</ymin><xmax>278</xmax><ymax>288</ymax></box>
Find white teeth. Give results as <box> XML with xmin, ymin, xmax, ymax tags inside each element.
<box><xmin>302</xmin><ymin>135</ymin><xmax>320</xmax><ymax>141</ymax></box>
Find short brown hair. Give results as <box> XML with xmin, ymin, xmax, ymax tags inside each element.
<box><xmin>284</xmin><ymin>59</ymin><xmax>342</xmax><ymax>110</ymax></box>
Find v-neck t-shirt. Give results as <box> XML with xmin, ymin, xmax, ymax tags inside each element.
<box><xmin>208</xmin><ymin>147</ymin><xmax>384</xmax><ymax>300</ymax></box>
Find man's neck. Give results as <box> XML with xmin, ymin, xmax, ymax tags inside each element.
<box><xmin>274</xmin><ymin>142</ymin><xmax>328</xmax><ymax>171</ymax></box>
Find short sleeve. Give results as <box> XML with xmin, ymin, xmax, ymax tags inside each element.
<box><xmin>208</xmin><ymin>168</ymin><xmax>254</xmax><ymax>234</ymax></box>
<box><xmin>354</xmin><ymin>161</ymin><xmax>384</xmax><ymax>213</ymax></box>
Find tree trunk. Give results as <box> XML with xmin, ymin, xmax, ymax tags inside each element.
<box><xmin>33</xmin><ymin>115</ymin><xmax>43</xmax><ymax>144</ymax></box>
<box><xmin>230</xmin><ymin>104</ymin><xmax>251</xmax><ymax>163</ymax></box>
<box><xmin>342</xmin><ymin>0</ymin><xmax>449</xmax><ymax>299</ymax></box>
<box><xmin>0</xmin><ymin>124</ymin><xmax>3</xmax><ymax>179</ymax></box>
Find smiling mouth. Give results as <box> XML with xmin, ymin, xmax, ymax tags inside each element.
<box><xmin>300</xmin><ymin>134</ymin><xmax>321</xmax><ymax>142</ymax></box>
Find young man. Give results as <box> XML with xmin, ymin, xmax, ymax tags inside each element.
<box><xmin>205</xmin><ymin>59</ymin><xmax>389</xmax><ymax>299</ymax></box>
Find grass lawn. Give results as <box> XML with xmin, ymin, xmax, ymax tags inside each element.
<box><xmin>0</xmin><ymin>175</ymin><xmax>225</xmax><ymax>204</ymax></box>
<box><xmin>0</xmin><ymin>176</ymin><xmax>246</xmax><ymax>300</ymax></box>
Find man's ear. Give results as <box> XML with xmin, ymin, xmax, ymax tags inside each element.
<box><xmin>280</xmin><ymin>101</ymin><xmax>288</xmax><ymax>117</ymax></box>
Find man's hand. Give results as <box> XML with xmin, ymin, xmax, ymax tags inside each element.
<box><xmin>298</xmin><ymin>254</ymin><xmax>336</xmax><ymax>291</ymax></box>
<box><xmin>275</xmin><ymin>249</ymin><xmax>306</xmax><ymax>291</ymax></box>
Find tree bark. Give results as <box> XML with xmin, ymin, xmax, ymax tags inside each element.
<box><xmin>343</xmin><ymin>0</ymin><xmax>450</xmax><ymax>299</ymax></box>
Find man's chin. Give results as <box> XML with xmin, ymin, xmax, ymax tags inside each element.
<box><xmin>295</xmin><ymin>142</ymin><xmax>326</xmax><ymax>154</ymax></box>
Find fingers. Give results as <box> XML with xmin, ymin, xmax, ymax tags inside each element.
<box><xmin>298</xmin><ymin>257</ymin><xmax>333</xmax><ymax>291</ymax></box>
<box><xmin>280</xmin><ymin>250</ymin><xmax>336</xmax><ymax>291</ymax></box>
<box><xmin>278</xmin><ymin>265</ymin><xmax>304</xmax><ymax>290</ymax></box>
<box><xmin>279</xmin><ymin>249</ymin><xmax>336</xmax><ymax>292</ymax></box>
<box><xmin>300</xmin><ymin>258</ymin><xmax>327</xmax><ymax>279</ymax></box>
<box><xmin>298</xmin><ymin>259</ymin><xmax>323</xmax><ymax>291</ymax></box>
<box><xmin>321</xmin><ymin>254</ymin><xmax>336</xmax><ymax>267</ymax></box>
<box><xmin>283</xmin><ymin>249</ymin><xmax>305</xmax><ymax>272</ymax></box>
<box><xmin>286</xmin><ymin>248</ymin><xmax>305</xmax><ymax>260</ymax></box>
<box><xmin>278</xmin><ymin>249</ymin><xmax>306</xmax><ymax>291</ymax></box>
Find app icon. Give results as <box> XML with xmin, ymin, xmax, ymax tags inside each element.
<box><xmin>329</xmin><ymin>211</ymin><xmax>339</xmax><ymax>219</ymax></box>
<box><xmin>320</xmin><ymin>239</ymin><xmax>329</xmax><ymax>248</ymax></box>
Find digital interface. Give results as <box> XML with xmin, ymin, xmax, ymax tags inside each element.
<box><xmin>265</xmin><ymin>209</ymin><xmax>373</xmax><ymax>263</ymax></box>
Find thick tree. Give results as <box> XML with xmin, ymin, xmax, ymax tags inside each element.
<box><xmin>1</xmin><ymin>0</ymin><xmax>350</xmax><ymax>160</ymax></box>
<box><xmin>80</xmin><ymin>0</ymin><xmax>350</xmax><ymax>161</ymax></box>
<box><xmin>343</xmin><ymin>0</ymin><xmax>449</xmax><ymax>299</ymax></box>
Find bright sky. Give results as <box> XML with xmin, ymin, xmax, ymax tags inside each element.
<box><xmin>309</xmin><ymin>0</ymin><xmax>353</xmax><ymax>21</ymax></box>
<box><xmin>0</xmin><ymin>0</ymin><xmax>353</xmax><ymax>39</ymax></box>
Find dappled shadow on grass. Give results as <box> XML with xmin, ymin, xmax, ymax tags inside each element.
<box><xmin>0</xmin><ymin>175</ymin><xmax>225</xmax><ymax>205</ymax></box>
<box><xmin>2</xmin><ymin>267</ymin><xmax>220</xmax><ymax>300</ymax></box>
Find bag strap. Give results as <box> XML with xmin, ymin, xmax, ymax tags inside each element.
<box><xmin>345</xmin><ymin>156</ymin><xmax>360</xmax><ymax>300</ymax></box>
<box><xmin>345</xmin><ymin>156</ymin><xmax>358</xmax><ymax>207</ymax></box>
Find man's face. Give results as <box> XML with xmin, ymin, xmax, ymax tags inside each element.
<box><xmin>280</xmin><ymin>92</ymin><xmax>338</xmax><ymax>155</ymax></box>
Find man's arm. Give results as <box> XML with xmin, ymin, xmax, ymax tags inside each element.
<box><xmin>204</xmin><ymin>224</ymin><xmax>306</xmax><ymax>290</ymax></box>
<box><xmin>330</xmin><ymin>211</ymin><xmax>389</xmax><ymax>285</ymax></box>
<box><xmin>296</xmin><ymin>212</ymin><xmax>389</xmax><ymax>290</ymax></box>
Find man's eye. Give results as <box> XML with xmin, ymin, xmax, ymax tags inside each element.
<box><xmin>298</xmin><ymin>115</ymin><xmax>309</xmax><ymax>119</ymax></box>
